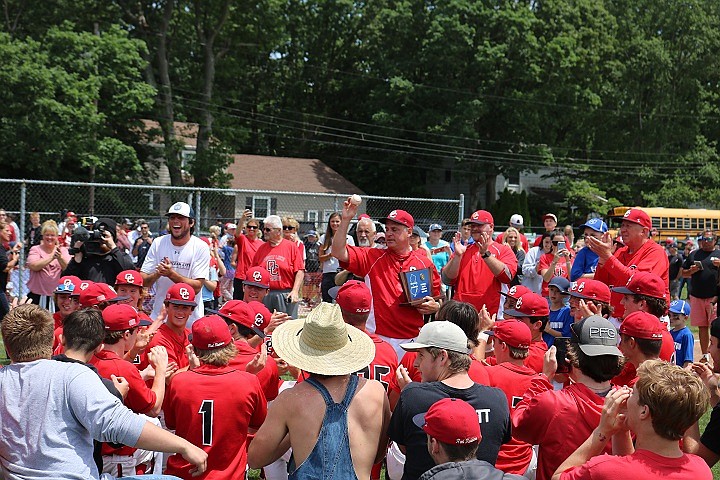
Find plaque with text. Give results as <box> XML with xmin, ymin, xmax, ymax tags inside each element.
<box><xmin>400</xmin><ymin>267</ymin><xmax>434</xmax><ymax>306</ymax></box>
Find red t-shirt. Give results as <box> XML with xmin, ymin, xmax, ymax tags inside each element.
<box><xmin>52</xmin><ymin>326</ymin><xmax>63</xmax><ymax>352</ymax></box>
<box><xmin>487</xmin><ymin>362</ymin><xmax>536</xmax><ymax>475</ymax></box>
<box><xmin>537</xmin><ymin>252</ymin><xmax>572</xmax><ymax>297</ymax></box>
<box><xmin>233</xmin><ymin>234</ymin><xmax>264</xmax><ymax>280</ymax></box>
<box><xmin>139</xmin><ymin>323</ymin><xmax>190</xmax><ymax>372</ymax></box>
<box><xmin>228</xmin><ymin>340</ymin><xmax>280</xmax><ymax>402</ymax></box>
<box><xmin>252</xmin><ymin>239</ymin><xmax>304</xmax><ymax>290</ymax></box>
<box><xmin>593</xmin><ymin>240</ymin><xmax>669</xmax><ymax>319</ymax></box>
<box><xmin>340</xmin><ymin>246</ymin><xmax>441</xmax><ymax>339</ymax></box>
<box><xmin>449</xmin><ymin>242</ymin><xmax>517</xmax><ymax>316</ymax></box>
<box><xmin>52</xmin><ymin>311</ymin><xmax>64</xmax><ymax>330</ymax></box>
<box><xmin>560</xmin><ymin>449</ymin><xmax>711</xmax><ymax>480</ymax></box>
<box><xmin>164</xmin><ymin>364</ymin><xmax>267</xmax><ymax>480</ymax></box>
<box><xmin>524</xmin><ymin>340</ymin><xmax>548</xmax><ymax>374</ymax></box>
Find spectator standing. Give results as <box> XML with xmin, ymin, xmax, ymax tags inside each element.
<box><xmin>668</xmin><ymin>299</ymin><xmax>694</xmax><ymax>368</ymax></box>
<box><xmin>681</xmin><ymin>230</ymin><xmax>720</xmax><ymax>359</ymax></box>
<box><xmin>25</xmin><ymin>211</ymin><xmax>42</xmax><ymax>251</ymax></box>
<box><xmin>537</xmin><ymin>230</ymin><xmax>573</xmax><ymax>298</ymax></box>
<box><xmin>116</xmin><ymin>218</ymin><xmax>133</xmax><ymax>254</ymax></box>
<box><xmin>0</xmin><ymin>220</ymin><xmax>19</xmax><ymax>318</ymax></box>
<box><xmin>426</xmin><ymin>223</ymin><xmax>451</xmax><ymax>295</ymax></box>
<box><xmin>449</xmin><ymin>218</ymin><xmax>475</xmax><ymax>253</ymax></box>
<box><xmin>496</xmin><ymin>214</ymin><xmax>530</xmax><ymax>252</ymax></box>
<box><xmin>667</xmin><ymin>240</ymin><xmax>683</xmax><ymax>300</ymax></box>
<box><xmin>319</xmin><ymin>213</ymin><xmax>355</xmax><ymax>303</ymax></box>
<box><xmin>356</xmin><ymin>216</ymin><xmax>378</xmax><ymax>248</ymax></box>
<box><xmin>232</xmin><ymin>210</ymin><xmax>264</xmax><ymax>300</ymax></box>
<box><xmin>521</xmin><ymin>244</ymin><xmax>544</xmax><ymax>294</ymax></box>
<box><xmin>140</xmin><ymin>202</ymin><xmax>210</xmax><ymax>324</ymax></box>
<box><xmin>570</xmin><ymin>218</ymin><xmax>608</xmax><ymax>281</ymax></box>
<box><xmin>26</xmin><ymin>220</ymin><xmax>71</xmax><ymax>311</ymax></box>
<box><xmin>533</xmin><ymin>213</ymin><xmax>559</xmax><ymax>247</ymax></box>
<box><xmin>131</xmin><ymin>221</ymin><xmax>153</xmax><ymax>269</ymax></box>
<box><xmin>678</xmin><ymin>239</ymin><xmax>695</xmax><ymax>297</ymax></box>
<box><xmin>501</xmin><ymin>227</ymin><xmax>526</xmax><ymax>286</ymax></box>
<box><xmin>219</xmin><ymin>222</ymin><xmax>236</xmax><ymax>248</ymax></box>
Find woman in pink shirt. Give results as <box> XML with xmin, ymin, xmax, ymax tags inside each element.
<box><xmin>27</xmin><ymin>220</ymin><xmax>71</xmax><ymax>311</ymax></box>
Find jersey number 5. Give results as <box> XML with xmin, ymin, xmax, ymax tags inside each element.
<box><xmin>199</xmin><ymin>400</ymin><xmax>214</xmax><ymax>446</ymax></box>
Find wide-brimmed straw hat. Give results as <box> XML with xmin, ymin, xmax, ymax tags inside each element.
<box><xmin>272</xmin><ymin>302</ymin><xmax>375</xmax><ymax>375</ymax></box>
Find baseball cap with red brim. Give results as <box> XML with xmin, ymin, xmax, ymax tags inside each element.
<box><xmin>381</xmin><ymin>210</ymin><xmax>414</xmax><ymax>229</ymax></box>
<box><xmin>467</xmin><ymin>210</ymin><xmax>494</xmax><ymax>226</ymax></box>
<box><xmin>191</xmin><ymin>315</ymin><xmax>233</xmax><ymax>350</ymax></box>
<box><xmin>336</xmin><ymin>280</ymin><xmax>372</xmax><ymax>314</ymax></box>
<box><xmin>503</xmin><ymin>292</ymin><xmax>550</xmax><ymax>318</ymax></box>
<box><xmin>165</xmin><ymin>283</ymin><xmax>197</xmax><ymax>307</ymax></box>
<box><xmin>621</xmin><ymin>208</ymin><xmax>651</xmax><ymax>230</ymax></box>
<box><xmin>568</xmin><ymin>279</ymin><xmax>611</xmax><ymax>304</ymax></box>
<box><xmin>243</xmin><ymin>266</ymin><xmax>271</xmax><ymax>289</ymax></box>
<box><xmin>247</xmin><ymin>301</ymin><xmax>272</xmax><ymax>332</ymax></box>
<box><xmin>611</xmin><ymin>271</ymin><xmax>665</xmax><ymax>300</ymax></box>
<box><xmin>102</xmin><ymin>304</ymin><xmax>140</xmax><ymax>331</ymax></box>
<box><xmin>79</xmin><ymin>283</ymin><xmax>127</xmax><ymax>308</ymax></box>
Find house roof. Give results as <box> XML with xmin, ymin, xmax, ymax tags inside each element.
<box><xmin>227</xmin><ymin>154</ymin><xmax>363</xmax><ymax>194</ymax></box>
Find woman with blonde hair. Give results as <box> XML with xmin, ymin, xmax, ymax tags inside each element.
<box><xmin>502</xmin><ymin>227</ymin><xmax>525</xmax><ymax>286</ymax></box>
<box><xmin>26</xmin><ymin>220</ymin><xmax>71</xmax><ymax>311</ymax></box>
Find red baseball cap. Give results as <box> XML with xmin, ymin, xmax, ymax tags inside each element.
<box><xmin>247</xmin><ymin>301</ymin><xmax>272</xmax><ymax>332</ymax></box>
<box><xmin>500</xmin><ymin>285</ymin><xmax>532</xmax><ymax>300</ymax></box>
<box><xmin>115</xmin><ymin>270</ymin><xmax>143</xmax><ymax>288</ymax></box>
<box><xmin>382</xmin><ymin>209</ymin><xmax>414</xmax><ymax>229</ymax></box>
<box><xmin>468</xmin><ymin>210</ymin><xmax>494</xmax><ymax>226</ymax></box>
<box><xmin>165</xmin><ymin>283</ymin><xmax>197</xmax><ymax>307</ymax></box>
<box><xmin>79</xmin><ymin>282</ymin><xmax>126</xmax><ymax>308</ymax></box>
<box><xmin>54</xmin><ymin>275</ymin><xmax>82</xmax><ymax>295</ymax></box>
<box><xmin>490</xmin><ymin>320</ymin><xmax>531</xmax><ymax>349</ymax></box>
<box><xmin>191</xmin><ymin>315</ymin><xmax>232</xmax><ymax>350</ymax></box>
<box><xmin>611</xmin><ymin>271</ymin><xmax>665</xmax><ymax>300</ymax></box>
<box><xmin>412</xmin><ymin>398</ymin><xmax>481</xmax><ymax>445</ymax></box>
<box><xmin>215</xmin><ymin>300</ymin><xmax>265</xmax><ymax>337</ymax></box>
<box><xmin>336</xmin><ymin>280</ymin><xmax>372</xmax><ymax>314</ymax></box>
<box><xmin>620</xmin><ymin>311</ymin><xmax>664</xmax><ymax>340</ymax></box>
<box><xmin>621</xmin><ymin>208</ymin><xmax>651</xmax><ymax>230</ymax></box>
<box><xmin>504</xmin><ymin>292</ymin><xmax>549</xmax><ymax>318</ymax></box>
<box><xmin>102</xmin><ymin>304</ymin><xmax>140</xmax><ymax>331</ymax></box>
<box><xmin>358</xmin><ymin>213</ymin><xmax>371</xmax><ymax>220</ymax></box>
<box><xmin>138</xmin><ymin>311</ymin><xmax>153</xmax><ymax>327</ymax></box>
<box><xmin>243</xmin><ymin>266</ymin><xmax>271</xmax><ymax>289</ymax></box>
<box><xmin>76</xmin><ymin>280</ymin><xmax>93</xmax><ymax>296</ymax></box>
<box><xmin>568</xmin><ymin>279</ymin><xmax>611</xmax><ymax>304</ymax></box>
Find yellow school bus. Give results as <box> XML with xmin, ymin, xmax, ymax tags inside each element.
<box><xmin>606</xmin><ymin>206</ymin><xmax>720</xmax><ymax>242</ymax></box>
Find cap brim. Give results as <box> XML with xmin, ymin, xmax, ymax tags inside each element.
<box><xmin>272</xmin><ymin>319</ymin><xmax>375</xmax><ymax>375</ymax></box>
<box><xmin>242</xmin><ymin>280</ymin><xmax>270</xmax><ymax>289</ymax></box>
<box><xmin>210</xmin><ymin>310</ymin><xmax>265</xmax><ymax>338</ymax></box>
<box><xmin>610</xmin><ymin>286</ymin><xmax>633</xmax><ymax>295</ymax></box>
<box><xmin>139</xmin><ymin>318</ymin><xmax>153</xmax><ymax>327</ymax></box>
<box><xmin>400</xmin><ymin>341</ymin><xmax>432</xmax><ymax>352</ymax></box>
<box><xmin>328</xmin><ymin>286</ymin><xmax>341</xmax><ymax>300</ymax></box>
<box><xmin>548</xmin><ymin>286</ymin><xmax>570</xmax><ymax>294</ymax></box>
<box><xmin>467</xmin><ymin>219</ymin><xmax>489</xmax><ymax>225</ymax></box>
<box><xmin>381</xmin><ymin>218</ymin><xmax>411</xmax><ymax>228</ymax></box>
<box><xmin>502</xmin><ymin>309</ymin><xmax>526</xmax><ymax>317</ymax></box>
<box><xmin>412</xmin><ymin>412</ymin><xmax>427</xmax><ymax>429</ymax></box>
<box><xmin>167</xmin><ymin>299</ymin><xmax>198</xmax><ymax>307</ymax></box>
<box><xmin>578</xmin><ymin>344</ymin><xmax>622</xmax><ymax>357</ymax></box>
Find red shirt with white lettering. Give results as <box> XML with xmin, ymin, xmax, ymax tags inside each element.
<box><xmin>340</xmin><ymin>246</ymin><xmax>441</xmax><ymax>339</ymax></box>
<box><xmin>164</xmin><ymin>364</ymin><xmax>267</xmax><ymax>479</ymax></box>
<box><xmin>234</xmin><ymin>234</ymin><xmax>264</xmax><ymax>280</ymax></box>
<box><xmin>228</xmin><ymin>340</ymin><xmax>279</xmax><ymax>402</ymax></box>
<box><xmin>252</xmin><ymin>239</ymin><xmax>304</xmax><ymax>290</ymax></box>
<box><xmin>449</xmin><ymin>242</ymin><xmax>517</xmax><ymax>316</ymax></box>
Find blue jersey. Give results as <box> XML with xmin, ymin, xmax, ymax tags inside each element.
<box><xmin>543</xmin><ymin>306</ymin><xmax>573</xmax><ymax>347</ymax></box>
<box><xmin>570</xmin><ymin>247</ymin><xmax>599</xmax><ymax>282</ymax></box>
<box><xmin>670</xmin><ymin>326</ymin><xmax>694</xmax><ymax>366</ymax></box>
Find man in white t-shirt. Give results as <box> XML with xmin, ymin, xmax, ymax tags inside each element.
<box><xmin>141</xmin><ymin>202</ymin><xmax>210</xmax><ymax>325</ymax></box>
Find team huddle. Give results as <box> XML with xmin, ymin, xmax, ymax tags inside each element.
<box><xmin>1</xmin><ymin>199</ymin><xmax>719</xmax><ymax>480</ymax></box>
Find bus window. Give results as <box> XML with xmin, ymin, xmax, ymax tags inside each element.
<box><xmin>691</xmin><ymin>218</ymin><xmax>698</xmax><ymax>229</ymax></box>
<box><xmin>652</xmin><ymin>217</ymin><xmax>661</xmax><ymax>228</ymax></box>
<box><xmin>661</xmin><ymin>218</ymin><xmax>669</xmax><ymax>229</ymax></box>
<box><xmin>714</xmin><ymin>219</ymin><xmax>719</xmax><ymax>231</ymax></box>
<box><xmin>683</xmin><ymin>218</ymin><xmax>690</xmax><ymax>229</ymax></box>
<box><xmin>668</xmin><ymin>218</ymin><xmax>676</xmax><ymax>229</ymax></box>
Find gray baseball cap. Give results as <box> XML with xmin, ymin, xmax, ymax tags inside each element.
<box><xmin>571</xmin><ymin>315</ymin><xmax>622</xmax><ymax>357</ymax></box>
<box><xmin>401</xmin><ymin>321</ymin><xmax>470</xmax><ymax>354</ymax></box>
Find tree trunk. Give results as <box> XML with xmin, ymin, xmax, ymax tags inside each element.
<box><xmin>485</xmin><ymin>173</ymin><xmax>498</xmax><ymax>210</ymax></box>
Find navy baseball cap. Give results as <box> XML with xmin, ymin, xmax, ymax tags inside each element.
<box><xmin>548</xmin><ymin>277</ymin><xmax>571</xmax><ymax>294</ymax></box>
<box><xmin>429</xmin><ymin>223</ymin><xmax>443</xmax><ymax>231</ymax></box>
<box><xmin>580</xmin><ymin>218</ymin><xmax>608</xmax><ymax>233</ymax></box>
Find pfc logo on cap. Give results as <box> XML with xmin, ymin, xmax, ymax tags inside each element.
<box><xmin>179</xmin><ymin>287</ymin><xmax>191</xmax><ymax>300</ymax></box>
<box><xmin>589</xmin><ymin>326</ymin><xmax>616</xmax><ymax>340</ymax></box>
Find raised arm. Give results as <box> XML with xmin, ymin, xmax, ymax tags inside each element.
<box><xmin>330</xmin><ymin>197</ymin><xmax>358</xmax><ymax>264</ymax></box>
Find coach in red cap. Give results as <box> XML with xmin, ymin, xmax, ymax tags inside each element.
<box><xmin>165</xmin><ymin>314</ymin><xmax>267</xmax><ymax>479</ymax></box>
<box><xmin>332</xmin><ymin>200</ymin><xmax>441</xmax><ymax>359</ymax></box>
<box><xmin>587</xmin><ymin>208</ymin><xmax>669</xmax><ymax>326</ymax></box>
<box><xmin>502</xmin><ymin>292</ymin><xmax>550</xmax><ymax>373</ymax></box>
<box><xmin>443</xmin><ymin>210</ymin><xmax>517</xmax><ymax>318</ymax></box>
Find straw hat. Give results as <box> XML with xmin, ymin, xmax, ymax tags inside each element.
<box><xmin>272</xmin><ymin>302</ymin><xmax>375</xmax><ymax>375</ymax></box>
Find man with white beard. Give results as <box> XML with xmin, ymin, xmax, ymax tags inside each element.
<box><xmin>356</xmin><ymin>216</ymin><xmax>377</xmax><ymax>248</ymax></box>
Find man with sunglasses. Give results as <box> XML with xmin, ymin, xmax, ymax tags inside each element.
<box><xmin>681</xmin><ymin>230</ymin><xmax>720</xmax><ymax>359</ymax></box>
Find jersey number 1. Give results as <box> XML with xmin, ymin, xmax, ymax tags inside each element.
<box><xmin>199</xmin><ymin>400</ymin><xmax>214</xmax><ymax>446</ymax></box>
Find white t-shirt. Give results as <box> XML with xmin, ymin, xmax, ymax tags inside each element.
<box><xmin>318</xmin><ymin>234</ymin><xmax>355</xmax><ymax>273</ymax></box>
<box><xmin>141</xmin><ymin>234</ymin><xmax>210</xmax><ymax>325</ymax></box>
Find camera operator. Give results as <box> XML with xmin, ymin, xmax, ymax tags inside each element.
<box><xmin>62</xmin><ymin>217</ymin><xmax>135</xmax><ymax>284</ymax></box>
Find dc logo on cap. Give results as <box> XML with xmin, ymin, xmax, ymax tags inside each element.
<box><xmin>577</xmin><ymin>282</ymin><xmax>585</xmax><ymax>293</ymax></box>
<box><xmin>254</xmin><ymin>313</ymin><xmax>264</xmax><ymax>327</ymax></box>
<box><xmin>80</xmin><ymin>282</ymin><xmax>89</xmax><ymax>290</ymax></box>
<box><xmin>625</xmin><ymin>274</ymin><xmax>634</xmax><ymax>287</ymax></box>
<box><xmin>471</xmin><ymin>212</ymin><xmax>479</xmax><ymax>219</ymax></box>
<box><xmin>253</xmin><ymin>271</ymin><xmax>262</xmax><ymax>282</ymax></box>
<box><xmin>125</xmin><ymin>273</ymin><xmax>135</xmax><ymax>283</ymax></box>
<box><xmin>515</xmin><ymin>297</ymin><xmax>523</xmax><ymax>308</ymax></box>
<box><xmin>179</xmin><ymin>287</ymin><xmax>190</xmax><ymax>300</ymax></box>
<box><xmin>389</xmin><ymin>210</ymin><xmax>398</xmax><ymax>218</ymax></box>
<box><xmin>63</xmin><ymin>279</ymin><xmax>73</xmax><ymax>286</ymax></box>
<box><xmin>623</xmin><ymin>210</ymin><xmax>631</xmax><ymax>218</ymax></box>
<box><xmin>509</xmin><ymin>286</ymin><xmax>517</xmax><ymax>296</ymax></box>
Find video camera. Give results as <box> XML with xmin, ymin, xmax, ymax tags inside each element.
<box><xmin>70</xmin><ymin>216</ymin><xmax>115</xmax><ymax>255</ymax></box>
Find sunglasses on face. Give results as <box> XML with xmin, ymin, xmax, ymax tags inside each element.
<box><xmin>246</xmin><ymin>225</ymin><xmax>258</xmax><ymax>230</ymax></box>
<box><xmin>283</xmin><ymin>226</ymin><xmax>296</xmax><ymax>231</ymax></box>
<box><xmin>263</xmin><ymin>228</ymin><xmax>275</xmax><ymax>233</ymax></box>
<box><xmin>376</xmin><ymin>238</ymin><xmax>386</xmax><ymax>243</ymax></box>
<box><xmin>701</xmin><ymin>237</ymin><xmax>714</xmax><ymax>242</ymax></box>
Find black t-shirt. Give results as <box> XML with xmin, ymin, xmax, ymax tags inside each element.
<box><xmin>701</xmin><ymin>403</ymin><xmax>720</xmax><ymax>455</ymax></box>
<box><xmin>668</xmin><ymin>253</ymin><xmax>683</xmax><ymax>280</ymax></box>
<box><xmin>683</xmin><ymin>249</ymin><xmax>720</xmax><ymax>298</ymax></box>
<box><xmin>389</xmin><ymin>380</ymin><xmax>511</xmax><ymax>480</ymax></box>
<box><xmin>304</xmin><ymin>240</ymin><xmax>320</xmax><ymax>272</ymax></box>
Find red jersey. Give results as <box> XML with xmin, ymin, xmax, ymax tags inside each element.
<box><xmin>449</xmin><ymin>242</ymin><xmax>517</xmax><ymax>316</ymax></box>
<box><xmin>90</xmin><ymin>349</ymin><xmax>157</xmax><ymax>457</ymax></box>
<box><xmin>52</xmin><ymin>311</ymin><xmax>64</xmax><ymax>330</ymax></box>
<box><xmin>387</xmin><ymin>351</ymin><xmax>489</xmax><ymax>396</ymax></box>
<box><xmin>233</xmin><ymin>234</ymin><xmax>264</xmax><ymax>280</ymax></box>
<box><xmin>252</xmin><ymin>239</ymin><xmax>304</xmax><ymax>290</ymax></box>
<box><xmin>228</xmin><ymin>340</ymin><xmax>279</xmax><ymax>401</ymax></box>
<box><xmin>354</xmin><ymin>333</ymin><xmax>399</xmax><ymax>392</ymax></box>
<box><xmin>513</xmin><ymin>376</ymin><xmax>611</xmax><ymax>480</ymax></box>
<box><xmin>53</xmin><ymin>326</ymin><xmax>63</xmax><ymax>352</ymax></box>
<box><xmin>560</xmin><ymin>449</ymin><xmax>711</xmax><ymax>480</ymax></box>
<box><xmin>537</xmin><ymin>252</ymin><xmax>572</xmax><ymax>297</ymax></box>
<box><xmin>495</xmin><ymin>232</ymin><xmax>530</xmax><ymax>253</ymax></box>
<box><xmin>524</xmin><ymin>340</ymin><xmax>548</xmax><ymax>374</ymax></box>
<box><xmin>487</xmin><ymin>363</ymin><xmax>535</xmax><ymax>474</ymax></box>
<box><xmin>139</xmin><ymin>323</ymin><xmax>190</xmax><ymax>372</ymax></box>
<box><xmin>340</xmin><ymin>246</ymin><xmax>441</xmax><ymax>339</ymax></box>
<box><xmin>164</xmin><ymin>364</ymin><xmax>267</xmax><ymax>480</ymax></box>
<box><xmin>593</xmin><ymin>240</ymin><xmax>669</xmax><ymax>318</ymax></box>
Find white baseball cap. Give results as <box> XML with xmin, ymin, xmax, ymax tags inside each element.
<box><xmin>166</xmin><ymin>202</ymin><xmax>194</xmax><ymax>218</ymax></box>
<box><xmin>400</xmin><ymin>321</ymin><xmax>470</xmax><ymax>354</ymax></box>
<box><xmin>510</xmin><ymin>214</ymin><xmax>524</xmax><ymax>227</ymax></box>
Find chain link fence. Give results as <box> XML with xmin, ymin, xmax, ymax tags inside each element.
<box><xmin>0</xmin><ymin>179</ymin><xmax>464</xmax><ymax>299</ymax></box>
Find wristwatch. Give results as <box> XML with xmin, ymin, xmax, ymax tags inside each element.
<box><xmin>482</xmin><ymin>251</ymin><xmax>492</xmax><ymax>259</ymax></box>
